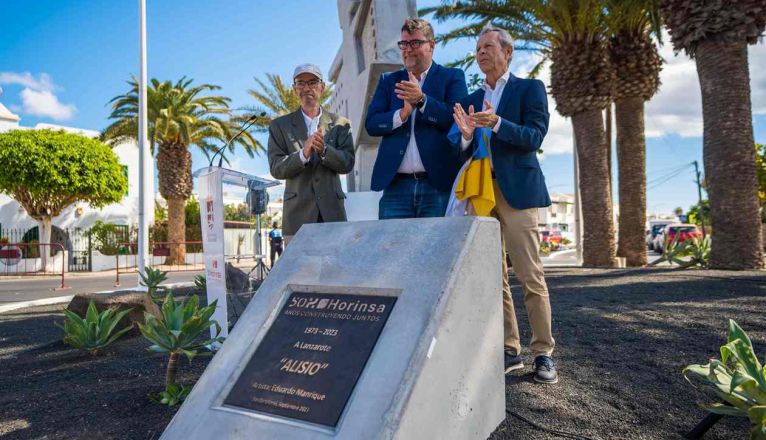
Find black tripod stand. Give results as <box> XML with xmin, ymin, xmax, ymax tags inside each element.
<box><xmin>245</xmin><ymin>212</ymin><xmax>270</xmax><ymax>281</ymax></box>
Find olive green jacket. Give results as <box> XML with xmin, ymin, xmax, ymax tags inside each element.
<box><xmin>267</xmin><ymin>109</ymin><xmax>355</xmax><ymax>236</ymax></box>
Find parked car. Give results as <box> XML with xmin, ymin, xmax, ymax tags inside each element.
<box><xmin>653</xmin><ymin>225</ymin><xmax>669</xmax><ymax>253</ymax></box>
<box><xmin>666</xmin><ymin>224</ymin><xmax>702</xmax><ymax>244</ymax></box>
<box><xmin>540</xmin><ymin>230</ymin><xmax>562</xmax><ymax>248</ymax></box>
<box><xmin>654</xmin><ymin>224</ymin><xmax>702</xmax><ymax>252</ymax></box>
<box><xmin>646</xmin><ymin>220</ymin><xmax>674</xmax><ymax>251</ymax></box>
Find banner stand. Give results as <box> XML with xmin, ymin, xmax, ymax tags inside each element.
<box><xmin>194</xmin><ymin>166</ymin><xmax>280</xmax><ymax>348</ymax></box>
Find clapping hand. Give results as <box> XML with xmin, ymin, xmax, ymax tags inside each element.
<box><xmin>453</xmin><ymin>103</ymin><xmax>476</xmax><ymax>141</ymax></box>
<box><xmin>312</xmin><ymin>127</ymin><xmax>325</xmax><ymax>155</ymax></box>
<box><xmin>395</xmin><ymin>71</ymin><xmax>424</xmax><ymax>105</ymax></box>
<box><xmin>471</xmin><ymin>100</ymin><xmax>500</xmax><ymax>128</ymax></box>
<box><xmin>302</xmin><ymin>128</ymin><xmax>325</xmax><ymax>158</ymax></box>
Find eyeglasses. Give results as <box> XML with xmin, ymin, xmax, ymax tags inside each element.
<box><xmin>397</xmin><ymin>39</ymin><xmax>430</xmax><ymax>50</ymax></box>
<box><xmin>294</xmin><ymin>79</ymin><xmax>322</xmax><ymax>88</ymax></box>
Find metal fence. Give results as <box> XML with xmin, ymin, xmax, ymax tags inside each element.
<box><xmin>0</xmin><ymin>226</ymin><xmax>89</xmax><ymax>273</ymax></box>
<box><xmin>0</xmin><ymin>242</ymin><xmax>68</xmax><ymax>289</ymax></box>
<box><xmin>0</xmin><ymin>224</ymin><xmax>280</xmax><ymax>275</ymax></box>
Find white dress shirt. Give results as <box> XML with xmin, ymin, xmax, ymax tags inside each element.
<box><xmin>299</xmin><ymin>107</ymin><xmax>322</xmax><ymax>164</ymax></box>
<box><xmin>460</xmin><ymin>68</ymin><xmax>509</xmax><ymax>151</ymax></box>
<box><xmin>392</xmin><ymin>65</ymin><xmax>431</xmax><ymax>174</ymax></box>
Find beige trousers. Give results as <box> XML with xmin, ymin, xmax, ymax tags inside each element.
<box><xmin>492</xmin><ymin>180</ymin><xmax>555</xmax><ymax>357</ymax></box>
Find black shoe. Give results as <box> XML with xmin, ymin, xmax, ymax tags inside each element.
<box><xmin>533</xmin><ymin>355</ymin><xmax>558</xmax><ymax>384</ymax></box>
<box><xmin>504</xmin><ymin>350</ymin><xmax>524</xmax><ymax>374</ymax></box>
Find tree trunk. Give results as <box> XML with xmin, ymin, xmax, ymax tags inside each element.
<box><xmin>616</xmin><ymin>97</ymin><xmax>648</xmax><ymax>266</ymax></box>
<box><xmin>38</xmin><ymin>217</ymin><xmax>52</xmax><ymax>272</ymax></box>
<box><xmin>166</xmin><ymin>352</ymin><xmax>179</xmax><ymax>387</ymax></box>
<box><xmin>696</xmin><ymin>39</ymin><xmax>764</xmax><ymax>269</ymax></box>
<box><xmin>157</xmin><ymin>141</ymin><xmax>192</xmax><ymax>266</ymax></box>
<box><xmin>572</xmin><ymin>110</ymin><xmax>617</xmax><ymax>267</ymax></box>
<box><xmin>166</xmin><ymin>198</ymin><xmax>186</xmax><ymax>265</ymax></box>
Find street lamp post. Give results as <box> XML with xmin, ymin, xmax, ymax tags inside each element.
<box><xmin>137</xmin><ymin>0</ymin><xmax>153</xmax><ymax>288</ymax></box>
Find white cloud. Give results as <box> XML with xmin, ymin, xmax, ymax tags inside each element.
<box><xmin>19</xmin><ymin>88</ymin><xmax>76</xmax><ymax>121</ymax></box>
<box><xmin>644</xmin><ymin>43</ymin><xmax>703</xmax><ymax>138</ymax></box>
<box><xmin>0</xmin><ymin>72</ymin><xmax>55</xmax><ymax>92</ymax></box>
<box><xmin>748</xmin><ymin>43</ymin><xmax>766</xmax><ymax>114</ymax></box>
<box><xmin>0</xmin><ymin>72</ymin><xmax>76</xmax><ymax>121</ymax></box>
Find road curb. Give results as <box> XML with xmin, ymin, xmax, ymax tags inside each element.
<box><xmin>0</xmin><ymin>281</ymin><xmax>196</xmax><ymax>314</ymax></box>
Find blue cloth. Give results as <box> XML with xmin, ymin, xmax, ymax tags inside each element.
<box><xmin>447</xmin><ymin>125</ymin><xmax>492</xmax><ymax>160</ymax></box>
<box><xmin>378</xmin><ymin>177</ymin><xmax>450</xmax><ymax>219</ymax></box>
<box><xmin>365</xmin><ymin>63</ymin><xmax>468</xmax><ymax>193</ymax></box>
<box><xmin>455</xmin><ymin>74</ymin><xmax>551</xmax><ymax>209</ymax></box>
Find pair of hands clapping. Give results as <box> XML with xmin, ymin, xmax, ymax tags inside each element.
<box><xmin>395</xmin><ymin>71</ymin><xmax>425</xmax><ymax>121</ymax></box>
<box><xmin>453</xmin><ymin>100</ymin><xmax>499</xmax><ymax>141</ymax></box>
<box><xmin>302</xmin><ymin>127</ymin><xmax>325</xmax><ymax>159</ymax></box>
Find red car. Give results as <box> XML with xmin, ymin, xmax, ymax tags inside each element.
<box><xmin>665</xmin><ymin>224</ymin><xmax>702</xmax><ymax>244</ymax></box>
<box><xmin>540</xmin><ymin>230</ymin><xmax>562</xmax><ymax>245</ymax></box>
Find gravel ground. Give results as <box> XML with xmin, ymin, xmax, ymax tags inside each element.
<box><xmin>0</xmin><ymin>268</ymin><xmax>763</xmax><ymax>439</ymax></box>
<box><xmin>491</xmin><ymin>267</ymin><xmax>765</xmax><ymax>440</ymax></box>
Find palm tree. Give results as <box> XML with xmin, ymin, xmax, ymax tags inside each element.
<box><xmin>103</xmin><ymin>77</ymin><xmax>260</xmax><ymax>264</ymax></box>
<box><xmin>661</xmin><ymin>0</ymin><xmax>765</xmax><ymax>269</ymax></box>
<box><xmin>423</xmin><ymin>0</ymin><xmax>618</xmax><ymax>267</ymax></box>
<box><xmin>607</xmin><ymin>0</ymin><xmax>663</xmax><ymax>266</ymax></box>
<box><xmin>236</xmin><ymin>73</ymin><xmax>333</xmax><ymax>138</ymax></box>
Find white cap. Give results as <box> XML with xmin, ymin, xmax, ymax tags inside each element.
<box><xmin>293</xmin><ymin>63</ymin><xmax>323</xmax><ymax>82</ymax></box>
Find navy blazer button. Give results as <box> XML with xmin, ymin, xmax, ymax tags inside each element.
<box><xmin>400</xmin><ymin>150</ymin><xmax>404</xmax><ymax>155</ymax></box>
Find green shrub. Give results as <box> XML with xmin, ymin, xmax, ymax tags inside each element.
<box><xmin>56</xmin><ymin>300</ymin><xmax>133</xmax><ymax>355</ymax></box>
<box><xmin>138</xmin><ymin>292</ymin><xmax>223</xmax><ymax>392</ymax></box>
<box><xmin>684</xmin><ymin>320</ymin><xmax>766</xmax><ymax>439</ymax></box>
<box><xmin>87</xmin><ymin>221</ymin><xmax>134</xmax><ymax>256</ymax></box>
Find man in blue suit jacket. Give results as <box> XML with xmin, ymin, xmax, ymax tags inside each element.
<box><xmin>365</xmin><ymin>18</ymin><xmax>467</xmax><ymax>219</ymax></box>
<box><xmin>453</xmin><ymin>25</ymin><xmax>557</xmax><ymax>384</ymax></box>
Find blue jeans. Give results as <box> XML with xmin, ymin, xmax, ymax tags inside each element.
<box><xmin>378</xmin><ymin>176</ymin><xmax>450</xmax><ymax>219</ymax></box>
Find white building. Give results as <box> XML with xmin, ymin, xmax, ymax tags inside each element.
<box><xmin>538</xmin><ymin>192</ymin><xmax>576</xmax><ymax>239</ymax></box>
<box><xmin>328</xmin><ymin>0</ymin><xmax>416</xmax><ymax>192</ymax></box>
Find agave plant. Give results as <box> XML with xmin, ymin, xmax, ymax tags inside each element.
<box><xmin>194</xmin><ymin>274</ymin><xmax>206</xmax><ymax>291</ymax></box>
<box><xmin>683</xmin><ymin>320</ymin><xmax>766</xmax><ymax>439</ymax></box>
<box><xmin>138</xmin><ymin>292</ymin><xmax>223</xmax><ymax>390</ymax></box>
<box><xmin>149</xmin><ymin>383</ymin><xmax>191</xmax><ymax>407</ymax></box>
<box><xmin>680</xmin><ymin>236</ymin><xmax>712</xmax><ymax>269</ymax></box>
<box><xmin>648</xmin><ymin>233</ymin><xmax>686</xmax><ymax>266</ymax></box>
<box><xmin>56</xmin><ymin>300</ymin><xmax>133</xmax><ymax>355</ymax></box>
<box><xmin>139</xmin><ymin>266</ymin><xmax>168</xmax><ymax>301</ymax></box>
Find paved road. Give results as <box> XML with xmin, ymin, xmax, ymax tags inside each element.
<box><xmin>0</xmin><ymin>250</ymin><xmax>664</xmax><ymax>308</ymax></box>
<box><xmin>0</xmin><ymin>270</ymin><xmax>202</xmax><ymax>305</ymax></box>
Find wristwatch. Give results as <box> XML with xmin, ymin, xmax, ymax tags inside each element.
<box><xmin>416</xmin><ymin>94</ymin><xmax>426</xmax><ymax>110</ymax></box>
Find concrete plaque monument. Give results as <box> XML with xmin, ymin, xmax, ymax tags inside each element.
<box><xmin>162</xmin><ymin>216</ymin><xmax>505</xmax><ymax>440</ymax></box>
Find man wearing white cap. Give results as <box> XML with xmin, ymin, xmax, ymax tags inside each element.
<box><xmin>268</xmin><ymin>63</ymin><xmax>355</xmax><ymax>244</ymax></box>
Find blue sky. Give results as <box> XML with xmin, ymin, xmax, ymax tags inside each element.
<box><xmin>2</xmin><ymin>0</ymin><xmax>765</xmax><ymax>215</ymax></box>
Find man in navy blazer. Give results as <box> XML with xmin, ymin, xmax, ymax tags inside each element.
<box><xmin>365</xmin><ymin>18</ymin><xmax>467</xmax><ymax>219</ymax></box>
<box><xmin>453</xmin><ymin>25</ymin><xmax>557</xmax><ymax>384</ymax></box>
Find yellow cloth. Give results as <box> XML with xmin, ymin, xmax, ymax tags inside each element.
<box><xmin>455</xmin><ymin>157</ymin><xmax>495</xmax><ymax>216</ymax></box>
